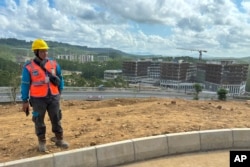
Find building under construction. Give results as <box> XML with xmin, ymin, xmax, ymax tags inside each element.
<box><xmin>122</xmin><ymin>60</ymin><xmax>151</xmax><ymax>83</ymax></box>
<box><xmin>203</xmin><ymin>60</ymin><xmax>249</xmax><ymax>95</ymax></box>
<box><xmin>159</xmin><ymin>60</ymin><xmax>197</xmax><ymax>90</ymax></box>
<box><xmin>122</xmin><ymin>59</ymin><xmax>249</xmax><ymax>95</ymax></box>
<box><xmin>123</xmin><ymin>60</ymin><xmax>196</xmax><ymax>89</ymax></box>
<box><xmin>147</xmin><ymin>61</ymin><xmax>161</xmax><ymax>79</ymax></box>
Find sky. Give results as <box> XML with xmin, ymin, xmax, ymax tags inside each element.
<box><xmin>0</xmin><ymin>0</ymin><xmax>250</xmax><ymax>58</ymax></box>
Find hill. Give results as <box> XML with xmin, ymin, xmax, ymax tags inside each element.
<box><xmin>1</xmin><ymin>38</ymin><xmax>250</xmax><ymax>63</ymax></box>
<box><xmin>0</xmin><ymin>38</ymin><xmax>137</xmax><ymax>62</ymax></box>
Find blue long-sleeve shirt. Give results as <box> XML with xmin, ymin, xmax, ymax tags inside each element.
<box><xmin>20</xmin><ymin>58</ymin><xmax>64</xmax><ymax>102</ymax></box>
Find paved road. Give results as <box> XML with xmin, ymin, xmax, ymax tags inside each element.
<box><xmin>119</xmin><ymin>150</ymin><xmax>229</xmax><ymax>167</ymax></box>
<box><xmin>0</xmin><ymin>89</ymin><xmax>218</xmax><ymax>102</ymax></box>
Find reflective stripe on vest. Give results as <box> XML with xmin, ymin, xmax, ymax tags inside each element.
<box><xmin>26</xmin><ymin>60</ymin><xmax>60</xmax><ymax>97</ymax></box>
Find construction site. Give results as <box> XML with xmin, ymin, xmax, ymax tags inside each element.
<box><xmin>122</xmin><ymin>50</ymin><xmax>249</xmax><ymax>95</ymax></box>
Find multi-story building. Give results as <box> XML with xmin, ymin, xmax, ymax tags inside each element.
<box><xmin>196</xmin><ymin>63</ymin><xmax>206</xmax><ymax>83</ymax></box>
<box><xmin>57</xmin><ymin>54</ymin><xmax>94</xmax><ymax>63</ymax></box>
<box><xmin>122</xmin><ymin>59</ymin><xmax>249</xmax><ymax>95</ymax></box>
<box><xmin>160</xmin><ymin>60</ymin><xmax>197</xmax><ymax>90</ymax></box>
<box><xmin>204</xmin><ymin>60</ymin><xmax>249</xmax><ymax>95</ymax></box>
<box><xmin>122</xmin><ymin>59</ymin><xmax>196</xmax><ymax>89</ymax></box>
<box><xmin>78</xmin><ymin>55</ymin><xmax>94</xmax><ymax>62</ymax></box>
<box><xmin>142</xmin><ymin>60</ymin><xmax>162</xmax><ymax>86</ymax></box>
<box><xmin>122</xmin><ymin>60</ymin><xmax>151</xmax><ymax>83</ymax></box>
<box><xmin>147</xmin><ymin>61</ymin><xmax>161</xmax><ymax>79</ymax></box>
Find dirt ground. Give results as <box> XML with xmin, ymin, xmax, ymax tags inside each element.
<box><xmin>1</xmin><ymin>97</ymin><xmax>250</xmax><ymax>163</ymax></box>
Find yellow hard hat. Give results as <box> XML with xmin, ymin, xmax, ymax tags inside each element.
<box><xmin>31</xmin><ymin>39</ymin><xmax>49</xmax><ymax>51</ymax></box>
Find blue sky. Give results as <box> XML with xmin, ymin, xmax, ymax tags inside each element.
<box><xmin>0</xmin><ymin>0</ymin><xmax>250</xmax><ymax>58</ymax></box>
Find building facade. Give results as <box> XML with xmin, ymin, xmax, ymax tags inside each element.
<box><xmin>122</xmin><ymin>60</ymin><xmax>151</xmax><ymax>83</ymax></box>
<box><xmin>122</xmin><ymin>59</ymin><xmax>249</xmax><ymax>95</ymax></box>
<box><xmin>104</xmin><ymin>70</ymin><xmax>122</xmax><ymax>80</ymax></box>
<box><xmin>204</xmin><ymin>61</ymin><xmax>249</xmax><ymax>95</ymax></box>
<box><xmin>159</xmin><ymin>61</ymin><xmax>197</xmax><ymax>90</ymax></box>
<box><xmin>57</xmin><ymin>54</ymin><xmax>94</xmax><ymax>63</ymax></box>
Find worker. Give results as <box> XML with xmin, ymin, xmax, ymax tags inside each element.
<box><xmin>21</xmin><ymin>39</ymin><xmax>69</xmax><ymax>152</ymax></box>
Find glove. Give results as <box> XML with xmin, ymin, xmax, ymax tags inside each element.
<box><xmin>39</xmin><ymin>60</ymin><xmax>60</xmax><ymax>86</ymax></box>
<box><xmin>48</xmin><ymin>73</ymin><xmax>60</xmax><ymax>86</ymax></box>
<box><xmin>22</xmin><ymin>102</ymin><xmax>30</xmax><ymax>116</ymax></box>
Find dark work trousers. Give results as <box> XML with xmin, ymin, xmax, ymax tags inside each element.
<box><xmin>30</xmin><ymin>94</ymin><xmax>63</xmax><ymax>139</ymax></box>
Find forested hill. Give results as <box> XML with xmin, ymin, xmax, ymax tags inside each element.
<box><xmin>0</xmin><ymin>38</ymin><xmax>136</xmax><ymax>61</ymax></box>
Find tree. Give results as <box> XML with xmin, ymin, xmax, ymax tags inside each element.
<box><xmin>64</xmin><ymin>73</ymin><xmax>87</xmax><ymax>87</ymax></box>
<box><xmin>89</xmin><ymin>76</ymin><xmax>102</xmax><ymax>87</ymax></box>
<box><xmin>9</xmin><ymin>73</ymin><xmax>21</xmax><ymax>103</ymax></box>
<box><xmin>217</xmin><ymin>88</ymin><xmax>228</xmax><ymax>101</ymax></box>
<box><xmin>193</xmin><ymin>83</ymin><xmax>202</xmax><ymax>100</ymax></box>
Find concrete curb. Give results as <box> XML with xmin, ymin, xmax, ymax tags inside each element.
<box><xmin>1</xmin><ymin>128</ymin><xmax>250</xmax><ymax>167</ymax></box>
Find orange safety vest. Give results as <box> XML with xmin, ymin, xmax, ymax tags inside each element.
<box><xmin>26</xmin><ymin>60</ymin><xmax>60</xmax><ymax>97</ymax></box>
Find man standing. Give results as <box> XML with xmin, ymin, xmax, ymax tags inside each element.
<box><xmin>21</xmin><ymin>39</ymin><xmax>69</xmax><ymax>152</ymax></box>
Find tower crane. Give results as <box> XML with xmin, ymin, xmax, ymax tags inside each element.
<box><xmin>177</xmin><ymin>48</ymin><xmax>207</xmax><ymax>61</ymax></box>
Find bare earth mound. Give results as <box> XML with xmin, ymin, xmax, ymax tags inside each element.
<box><xmin>1</xmin><ymin>98</ymin><xmax>250</xmax><ymax>163</ymax></box>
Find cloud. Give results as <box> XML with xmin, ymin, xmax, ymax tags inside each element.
<box><xmin>0</xmin><ymin>0</ymin><xmax>249</xmax><ymax>57</ymax></box>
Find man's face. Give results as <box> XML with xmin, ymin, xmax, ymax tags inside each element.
<box><xmin>38</xmin><ymin>49</ymin><xmax>48</xmax><ymax>60</ymax></box>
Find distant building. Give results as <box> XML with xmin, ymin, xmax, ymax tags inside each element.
<box><xmin>57</xmin><ymin>54</ymin><xmax>94</xmax><ymax>63</ymax></box>
<box><xmin>78</xmin><ymin>55</ymin><xmax>94</xmax><ymax>63</ymax></box>
<box><xmin>147</xmin><ymin>61</ymin><xmax>161</xmax><ymax>79</ymax></box>
<box><xmin>204</xmin><ymin>60</ymin><xmax>249</xmax><ymax>95</ymax></box>
<box><xmin>121</xmin><ymin>59</ymin><xmax>249</xmax><ymax>95</ymax></box>
<box><xmin>160</xmin><ymin>60</ymin><xmax>197</xmax><ymax>90</ymax></box>
<box><xmin>196</xmin><ymin>63</ymin><xmax>206</xmax><ymax>83</ymax></box>
<box><xmin>104</xmin><ymin>70</ymin><xmax>122</xmax><ymax>80</ymax></box>
<box><xmin>122</xmin><ymin>60</ymin><xmax>151</xmax><ymax>83</ymax></box>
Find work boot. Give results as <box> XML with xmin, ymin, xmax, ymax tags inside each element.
<box><xmin>56</xmin><ymin>139</ymin><xmax>69</xmax><ymax>149</ymax></box>
<box><xmin>38</xmin><ymin>135</ymin><xmax>48</xmax><ymax>152</ymax></box>
<box><xmin>54</xmin><ymin>133</ymin><xmax>69</xmax><ymax>149</ymax></box>
<box><xmin>51</xmin><ymin>136</ymin><xmax>69</xmax><ymax>148</ymax></box>
<box><xmin>38</xmin><ymin>141</ymin><xmax>48</xmax><ymax>152</ymax></box>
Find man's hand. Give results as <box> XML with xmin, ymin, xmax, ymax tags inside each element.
<box><xmin>22</xmin><ymin>102</ymin><xmax>30</xmax><ymax>116</ymax></box>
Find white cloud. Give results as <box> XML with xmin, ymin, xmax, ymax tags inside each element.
<box><xmin>242</xmin><ymin>1</ymin><xmax>250</xmax><ymax>13</ymax></box>
<box><xmin>0</xmin><ymin>0</ymin><xmax>249</xmax><ymax>57</ymax></box>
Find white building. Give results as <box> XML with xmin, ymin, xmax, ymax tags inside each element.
<box><xmin>104</xmin><ymin>70</ymin><xmax>122</xmax><ymax>80</ymax></box>
<box><xmin>57</xmin><ymin>54</ymin><xmax>94</xmax><ymax>63</ymax></box>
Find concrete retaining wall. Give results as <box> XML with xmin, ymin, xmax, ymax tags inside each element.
<box><xmin>1</xmin><ymin>128</ymin><xmax>250</xmax><ymax>167</ymax></box>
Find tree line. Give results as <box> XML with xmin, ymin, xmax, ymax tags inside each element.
<box><xmin>0</xmin><ymin>38</ymin><xmax>131</xmax><ymax>88</ymax></box>
<box><xmin>0</xmin><ymin>56</ymin><xmax>127</xmax><ymax>88</ymax></box>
